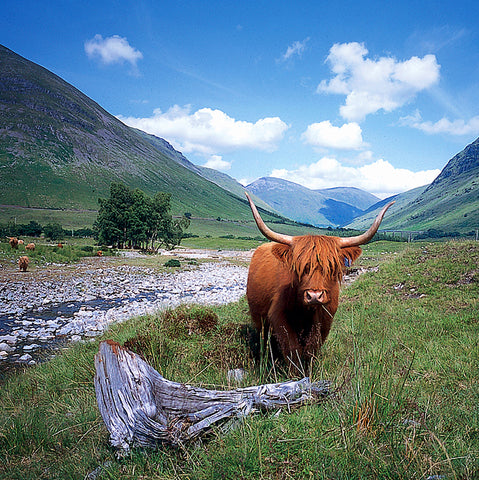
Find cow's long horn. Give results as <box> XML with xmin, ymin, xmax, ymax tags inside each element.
<box><xmin>339</xmin><ymin>201</ymin><xmax>395</xmax><ymax>248</ymax></box>
<box><xmin>245</xmin><ymin>192</ymin><xmax>293</xmax><ymax>245</ymax></box>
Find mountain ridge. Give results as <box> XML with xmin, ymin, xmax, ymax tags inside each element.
<box><xmin>0</xmin><ymin>44</ymin><xmax>280</xmax><ymax>224</ymax></box>
<box><xmin>246</xmin><ymin>177</ymin><xmax>371</xmax><ymax>227</ymax></box>
<box><xmin>347</xmin><ymin>136</ymin><xmax>479</xmax><ymax>233</ymax></box>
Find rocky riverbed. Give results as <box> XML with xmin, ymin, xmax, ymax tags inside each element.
<box><xmin>0</xmin><ymin>246</ymin><xmax>369</xmax><ymax>371</ymax></box>
<box><xmin>0</xmin><ymin>248</ymin><xmax>251</xmax><ymax>368</ymax></box>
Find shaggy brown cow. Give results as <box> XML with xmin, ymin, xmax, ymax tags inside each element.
<box><xmin>18</xmin><ymin>239</ymin><xmax>24</xmax><ymax>245</ymax></box>
<box><xmin>97</xmin><ymin>250</ymin><xmax>103</xmax><ymax>257</ymax></box>
<box><xmin>57</xmin><ymin>243</ymin><xmax>63</xmax><ymax>248</ymax></box>
<box><xmin>25</xmin><ymin>243</ymin><xmax>35</xmax><ymax>251</ymax></box>
<box><xmin>245</xmin><ymin>192</ymin><xmax>394</xmax><ymax>363</ymax></box>
<box><xmin>19</xmin><ymin>256</ymin><xmax>29</xmax><ymax>272</ymax></box>
<box><xmin>9</xmin><ymin>237</ymin><xmax>18</xmax><ymax>249</ymax></box>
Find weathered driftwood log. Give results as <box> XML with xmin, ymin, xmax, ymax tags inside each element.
<box><xmin>94</xmin><ymin>340</ymin><xmax>331</xmax><ymax>453</ymax></box>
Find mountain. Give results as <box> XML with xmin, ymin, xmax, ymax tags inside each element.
<box><xmin>246</xmin><ymin>177</ymin><xmax>367</xmax><ymax>227</ymax></box>
<box><xmin>315</xmin><ymin>187</ymin><xmax>379</xmax><ymax>211</ymax></box>
<box><xmin>0</xmin><ymin>44</ymin><xmax>279</xmax><ymax>224</ymax></box>
<box><xmin>137</xmin><ymin>129</ymin><xmax>276</xmax><ymax>213</ymax></box>
<box><xmin>348</xmin><ymin>136</ymin><xmax>479</xmax><ymax>233</ymax></box>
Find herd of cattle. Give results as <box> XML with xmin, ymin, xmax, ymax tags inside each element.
<box><xmin>7</xmin><ymin>236</ymin><xmax>37</xmax><ymax>272</ymax></box>
<box><xmin>5</xmin><ymin>196</ymin><xmax>392</xmax><ymax>366</ymax></box>
<box><xmin>7</xmin><ymin>237</ymin><xmax>104</xmax><ymax>272</ymax></box>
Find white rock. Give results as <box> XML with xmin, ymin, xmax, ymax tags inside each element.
<box><xmin>0</xmin><ymin>342</ymin><xmax>15</xmax><ymax>353</ymax></box>
<box><xmin>18</xmin><ymin>353</ymin><xmax>33</xmax><ymax>362</ymax></box>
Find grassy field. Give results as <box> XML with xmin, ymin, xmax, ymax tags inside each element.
<box><xmin>0</xmin><ymin>240</ymin><xmax>477</xmax><ymax>479</ymax></box>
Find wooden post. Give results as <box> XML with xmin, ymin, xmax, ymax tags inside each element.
<box><xmin>94</xmin><ymin>340</ymin><xmax>331</xmax><ymax>453</ymax></box>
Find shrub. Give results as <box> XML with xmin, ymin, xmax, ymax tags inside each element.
<box><xmin>164</xmin><ymin>258</ymin><xmax>181</xmax><ymax>268</ymax></box>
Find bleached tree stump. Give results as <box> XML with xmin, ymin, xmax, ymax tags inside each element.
<box><xmin>94</xmin><ymin>340</ymin><xmax>331</xmax><ymax>453</ymax></box>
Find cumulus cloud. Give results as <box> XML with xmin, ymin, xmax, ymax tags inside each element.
<box><xmin>85</xmin><ymin>34</ymin><xmax>143</xmax><ymax>69</ymax></box>
<box><xmin>301</xmin><ymin>121</ymin><xmax>365</xmax><ymax>150</ymax></box>
<box><xmin>400</xmin><ymin>111</ymin><xmax>479</xmax><ymax>136</ymax></box>
<box><xmin>271</xmin><ymin>157</ymin><xmax>440</xmax><ymax>198</ymax></box>
<box><xmin>118</xmin><ymin>105</ymin><xmax>289</xmax><ymax>155</ymax></box>
<box><xmin>202</xmin><ymin>155</ymin><xmax>232</xmax><ymax>171</ymax></box>
<box><xmin>317</xmin><ymin>42</ymin><xmax>440</xmax><ymax>121</ymax></box>
<box><xmin>278</xmin><ymin>38</ymin><xmax>310</xmax><ymax>62</ymax></box>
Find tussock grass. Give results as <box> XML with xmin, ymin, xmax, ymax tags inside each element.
<box><xmin>0</xmin><ymin>240</ymin><xmax>477</xmax><ymax>479</ymax></box>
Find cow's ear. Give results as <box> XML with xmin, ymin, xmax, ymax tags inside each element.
<box><xmin>340</xmin><ymin>246</ymin><xmax>362</xmax><ymax>267</ymax></box>
<box><xmin>271</xmin><ymin>243</ymin><xmax>292</xmax><ymax>264</ymax></box>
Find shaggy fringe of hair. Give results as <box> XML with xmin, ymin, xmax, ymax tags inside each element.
<box><xmin>291</xmin><ymin>235</ymin><xmax>344</xmax><ymax>281</ymax></box>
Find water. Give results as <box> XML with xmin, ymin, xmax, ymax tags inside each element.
<box><xmin>0</xmin><ymin>283</ymin><xmax>240</xmax><ymax>373</ymax></box>
<box><xmin>0</xmin><ymin>289</ymin><xmax>172</xmax><ymax>372</ymax></box>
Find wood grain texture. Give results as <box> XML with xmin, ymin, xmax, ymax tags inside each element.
<box><xmin>94</xmin><ymin>340</ymin><xmax>330</xmax><ymax>452</ymax></box>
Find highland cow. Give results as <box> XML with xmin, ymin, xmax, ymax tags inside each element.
<box><xmin>8</xmin><ymin>237</ymin><xmax>18</xmax><ymax>249</ymax></box>
<box><xmin>19</xmin><ymin>256</ymin><xmax>29</xmax><ymax>272</ymax></box>
<box><xmin>245</xmin><ymin>192</ymin><xmax>394</xmax><ymax>363</ymax></box>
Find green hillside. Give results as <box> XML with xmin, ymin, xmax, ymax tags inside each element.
<box><xmin>0</xmin><ymin>44</ymin><xmax>280</xmax><ymax>227</ymax></box>
<box><xmin>346</xmin><ymin>186</ymin><xmax>427</xmax><ymax>230</ymax></box>
<box><xmin>348</xmin><ymin>137</ymin><xmax>479</xmax><ymax>233</ymax></box>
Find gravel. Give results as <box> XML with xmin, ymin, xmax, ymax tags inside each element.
<box><xmin>0</xmin><ymin>251</ymin><xmax>249</xmax><ymax>366</ymax></box>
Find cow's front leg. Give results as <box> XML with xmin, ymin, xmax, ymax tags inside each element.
<box><xmin>304</xmin><ymin>310</ymin><xmax>333</xmax><ymax>357</ymax></box>
<box><xmin>268</xmin><ymin>304</ymin><xmax>302</xmax><ymax>360</ymax></box>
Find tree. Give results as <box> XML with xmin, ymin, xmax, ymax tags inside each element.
<box><xmin>95</xmin><ymin>182</ymin><xmax>134</xmax><ymax>248</ymax></box>
<box><xmin>44</xmin><ymin>222</ymin><xmax>65</xmax><ymax>241</ymax></box>
<box><xmin>20</xmin><ymin>221</ymin><xmax>43</xmax><ymax>237</ymax></box>
<box><xmin>94</xmin><ymin>182</ymin><xmax>189</xmax><ymax>250</ymax></box>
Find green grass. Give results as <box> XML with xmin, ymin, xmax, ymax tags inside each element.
<box><xmin>0</xmin><ymin>238</ymin><xmax>117</xmax><ymax>270</ymax></box>
<box><xmin>0</xmin><ymin>205</ymin><xmax>98</xmax><ymax>230</ymax></box>
<box><xmin>0</xmin><ymin>240</ymin><xmax>477</xmax><ymax>479</ymax></box>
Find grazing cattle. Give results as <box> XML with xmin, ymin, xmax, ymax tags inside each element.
<box><xmin>25</xmin><ymin>242</ymin><xmax>35</xmax><ymax>251</ymax></box>
<box><xmin>19</xmin><ymin>256</ymin><xmax>29</xmax><ymax>272</ymax></box>
<box><xmin>18</xmin><ymin>239</ymin><xmax>24</xmax><ymax>245</ymax></box>
<box><xmin>57</xmin><ymin>243</ymin><xmax>63</xmax><ymax>248</ymax></box>
<box><xmin>245</xmin><ymin>192</ymin><xmax>394</xmax><ymax>363</ymax></box>
<box><xmin>97</xmin><ymin>250</ymin><xmax>103</xmax><ymax>257</ymax></box>
<box><xmin>8</xmin><ymin>237</ymin><xmax>18</xmax><ymax>249</ymax></box>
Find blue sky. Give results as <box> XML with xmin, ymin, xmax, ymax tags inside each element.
<box><xmin>3</xmin><ymin>1</ymin><xmax>479</xmax><ymax>198</ymax></box>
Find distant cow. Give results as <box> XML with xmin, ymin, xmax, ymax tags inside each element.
<box><xmin>97</xmin><ymin>250</ymin><xmax>103</xmax><ymax>257</ymax></box>
<box><xmin>18</xmin><ymin>239</ymin><xmax>24</xmax><ymax>245</ymax></box>
<box><xmin>245</xmin><ymin>192</ymin><xmax>394</xmax><ymax>363</ymax></box>
<box><xmin>8</xmin><ymin>237</ymin><xmax>18</xmax><ymax>249</ymax></box>
<box><xmin>19</xmin><ymin>256</ymin><xmax>29</xmax><ymax>272</ymax></box>
<box><xmin>57</xmin><ymin>243</ymin><xmax>63</xmax><ymax>248</ymax></box>
<box><xmin>25</xmin><ymin>243</ymin><xmax>35</xmax><ymax>251</ymax></box>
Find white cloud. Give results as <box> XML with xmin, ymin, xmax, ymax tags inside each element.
<box><xmin>202</xmin><ymin>155</ymin><xmax>232</xmax><ymax>171</ymax></box>
<box><xmin>400</xmin><ymin>111</ymin><xmax>479</xmax><ymax>136</ymax></box>
<box><xmin>85</xmin><ymin>34</ymin><xmax>143</xmax><ymax>68</ymax></box>
<box><xmin>271</xmin><ymin>157</ymin><xmax>440</xmax><ymax>198</ymax></box>
<box><xmin>317</xmin><ymin>42</ymin><xmax>440</xmax><ymax>121</ymax></box>
<box><xmin>278</xmin><ymin>38</ymin><xmax>310</xmax><ymax>62</ymax></box>
<box><xmin>118</xmin><ymin>105</ymin><xmax>289</xmax><ymax>155</ymax></box>
<box><xmin>301</xmin><ymin>121</ymin><xmax>365</xmax><ymax>150</ymax></box>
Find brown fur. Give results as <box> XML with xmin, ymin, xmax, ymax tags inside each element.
<box><xmin>19</xmin><ymin>256</ymin><xmax>29</xmax><ymax>272</ymax></box>
<box><xmin>9</xmin><ymin>237</ymin><xmax>18</xmax><ymax>249</ymax></box>
<box><xmin>57</xmin><ymin>243</ymin><xmax>63</xmax><ymax>248</ymax></box>
<box><xmin>247</xmin><ymin>235</ymin><xmax>362</xmax><ymax>362</ymax></box>
<box><xmin>97</xmin><ymin>250</ymin><xmax>103</xmax><ymax>256</ymax></box>
<box><xmin>25</xmin><ymin>243</ymin><xmax>35</xmax><ymax>251</ymax></box>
